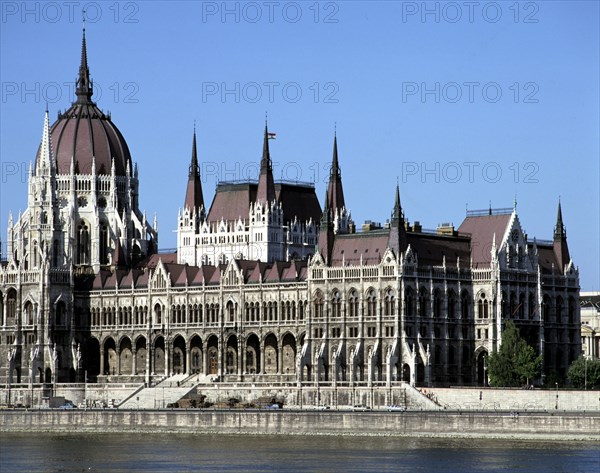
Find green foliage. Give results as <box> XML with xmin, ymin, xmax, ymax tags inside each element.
<box><xmin>487</xmin><ymin>321</ymin><xmax>542</xmax><ymax>387</ymax></box>
<box><xmin>567</xmin><ymin>356</ymin><xmax>600</xmax><ymax>389</ymax></box>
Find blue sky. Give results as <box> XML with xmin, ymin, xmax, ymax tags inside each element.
<box><xmin>1</xmin><ymin>1</ymin><xmax>598</xmax><ymax>290</ymax></box>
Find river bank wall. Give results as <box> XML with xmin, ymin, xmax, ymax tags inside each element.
<box><xmin>1</xmin><ymin>410</ymin><xmax>598</xmax><ymax>441</ymax></box>
<box><xmin>2</xmin><ymin>384</ymin><xmax>599</xmax><ymax>412</ymax></box>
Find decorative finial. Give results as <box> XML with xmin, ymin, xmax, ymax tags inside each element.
<box><xmin>334</xmin><ymin>122</ymin><xmax>337</xmax><ymax>137</ymax></box>
<box><xmin>514</xmin><ymin>194</ymin><xmax>517</xmax><ymax>210</ymax></box>
<box><xmin>82</xmin><ymin>9</ymin><xmax>86</xmax><ymax>31</ymax></box>
<box><xmin>265</xmin><ymin>111</ymin><xmax>268</xmax><ymax>126</ymax></box>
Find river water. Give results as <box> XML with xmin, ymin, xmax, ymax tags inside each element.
<box><xmin>1</xmin><ymin>433</ymin><xmax>598</xmax><ymax>472</ymax></box>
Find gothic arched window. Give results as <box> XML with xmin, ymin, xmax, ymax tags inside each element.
<box><xmin>99</xmin><ymin>223</ymin><xmax>109</xmax><ymax>265</ymax></box>
<box><xmin>77</xmin><ymin>221</ymin><xmax>90</xmax><ymax>265</ymax></box>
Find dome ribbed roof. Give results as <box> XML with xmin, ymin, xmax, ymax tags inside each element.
<box><xmin>47</xmin><ymin>103</ymin><xmax>131</xmax><ymax>176</ymax></box>
<box><xmin>36</xmin><ymin>26</ymin><xmax>131</xmax><ymax>176</ymax></box>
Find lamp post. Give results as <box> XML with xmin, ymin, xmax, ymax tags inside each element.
<box><xmin>84</xmin><ymin>370</ymin><xmax>87</xmax><ymax>410</ymax></box>
<box><xmin>584</xmin><ymin>356</ymin><xmax>588</xmax><ymax>391</ymax></box>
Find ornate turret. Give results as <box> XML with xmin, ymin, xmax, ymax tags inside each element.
<box><xmin>184</xmin><ymin>125</ymin><xmax>204</xmax><ymax>214</ymax></box>
<box><xmin>388</xmin><ymin>182</ymin><xmax>407</xmax><ymax>257</ymax></box>
<box><xmin>75</xmin><ymin>23</ymin><xmax>93</xmax><ymax>104</ymax></box>
<box><xmin>553</xmin><ymin>199</ymin><xmax>570</xmax><ymax>271</ymax></box>
<box><xmin>318</xmin><ymin>191</ymin><xmax>334</xmax><ymax>264</ymax></box>
<box><xmin>326</xmin><ymin>131</ymin><xmax>345</xmax><ymax>212</ymax></box>
<box><xmin>256</xmin><ymin>122</ymin><xmax>276</xmax><ymax>204</ymax></box>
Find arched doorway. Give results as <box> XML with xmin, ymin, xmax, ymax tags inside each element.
<box><xmin>119</xmin><ymin>337</ymin><xmax>133</xmax><ymax>375</ymax></box>
<box><xmin>135</xmin><ymin>337</ymin><xmax>147</xmax><ymax>375</ymax></box>
<box><xmin>282</xmin><ymin>333</ymin><xmax>296</xmax><ymax>375</ymax></box>
<box><xmin>226</xmin><ymin>335</ymin><xmax>238</xmax><ymax>374</ymax></box>
<box><xmin>264</xmin><ymin>333</ymin><xmax>278</xmax><ymax>374</ymax></box>
<box><xmin>246</xmin><ymin>334</ymin><xmax>260</xmax><ymax>374</ymax></box>
<box><xmin>172</xmin><ymin>336</ymin><xmax>186</xmax><ymax>374</ymax></box>
<box><xmin>154</xmin><ymin>336</ymin><xmax>165</xmax><ymax>375</ymax></box>
<box><xmin>207</xmin><ymin>335</ymin><xmax>219</xmax><ymax>375</ymax></box>
<box><xmin>104</xmin><ymin>338</ymin><xmax>117</xmax><ymax>375</ymax></box>
<box><xmin>190</xmin><ymin>335</ymin><xmax>203</xmax><ymax>374</ymax></box>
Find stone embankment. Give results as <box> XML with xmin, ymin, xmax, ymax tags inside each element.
<box><xmin>1</xmin><ymin>409</ymin><xmax>598</xmax><ymax>441</ymax></box>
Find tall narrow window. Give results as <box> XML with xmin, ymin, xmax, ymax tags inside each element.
<box><xmin>384</xmin><ymin>289</ymin><xmax>395</xmax><ymax>316</ymax></box>
<box><xmin>77</xmin><ymin>222</ymin><xmax>90</xmax><ymax>265</ymax></box>
<box><xmin>366</xmin><ymin>289</ymin><xmax>376</xmax><ymax>318</ymax></box>
<box><xmin>32</xmin><ymin>241</ymin><xmax>39</xmax><ymax>268</ymax></box>
<box><xmin>99</xmin><ymin>223</ymin><xmax>109</xmax><ymax>265</ymax></box>
<box><xmin>53</xmin><ymin>240</ymin><xmax>59</xmax><ymax>267</ymax></box>
<box><xmin>331</xmin><ymin>291</ymin><xmax>341</xmax><ymax>318</ymax></box>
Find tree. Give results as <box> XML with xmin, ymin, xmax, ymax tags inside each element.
<box><xmin>487</xmin><ymin>321</ymin><xmax>542</xmax><ymax>387</ymax></box>
<box><xmin>567</xmin><ymin>356</ymin><xmax>600</xmax><ymax>389</ymax></box>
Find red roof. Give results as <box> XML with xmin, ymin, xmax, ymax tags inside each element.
<box><xmin>406</xmin><ymin>233</ymin><xmax>471</xmax><ymax>267</ymax></box>
<box><xmin>330</xmin><ymin>231</ymin><xmax>390</xmax><ymax>266</ymax></box>
<box><xmin>207</xmin><ymin>182</ymin><xmax>321</xmax><ymax>224</ymax></box>
<box><xmin>42</xmin><ymin>103</ymin><xmax>131</xmax><ymax>176</ymax></box>
<box><xmin>458</xmin><ymin>214</ymin><xmax>512</xmax><ymax>267</ymax></box>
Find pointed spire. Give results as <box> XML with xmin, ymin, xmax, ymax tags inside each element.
<box><xmin>321</xmin><ymin>190</ymin><xmax>331</xmax><ymax>226</ymax></box>
<box><xmin>326</xmin><ymin>129</ymin><xmax>345</xmax><ymax>212</ymax></box>
<box><xmin>184</xmin><ymin>125</ymin><xmax>204</xmax><ymax>213</ymax></box>
<box><xmin>554</xmin><ymin>198</ymin><xmax>565</xmax><ymax>240</ymax></box>
<box><xmin>388</xmin><ymin>180</ymin><xmax>407</xmax><ymax>257</ymax></box>
<box><xmin>318</xmin><ymin>189</ymin><xmax>334</xmax><ymax>264</ymax></box>
<box><xmin>553</xmin><ymin>198</ymin><xmax>570</xmax><ymax>272</ymax></box>
<box><xmin>75</xmin><ymin>19</ymin><xmax>93</xmax><ymax>104</ymax></box>
<box><xmin>256</xmin><ymin>121</ymin><xmax>276</xmax><ymax>203</ymax></box>
<box><xmin>391</xmin><ymin>179</ymin><xmax>403</xmax><ymax>225</ymax></box>
<box><xmin>189</xmin><ymin>124</ymin><xmax>199</xmax><ymax>177</ymax></box>
<box><xmin>38</xmin><ymin>109</ymin><xmax>55</xmax><ymax>171</ymax></box>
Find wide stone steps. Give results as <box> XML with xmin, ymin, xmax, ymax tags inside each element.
<box><xmin>119</xmin><ymin>385</ymin><xmax>193</xmax><ymax>409</ymax></box>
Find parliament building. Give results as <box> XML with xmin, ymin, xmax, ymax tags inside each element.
<box><xmin>0</xmin><ymin>30</ymin><xmax>581</xmax><ymax>393</ymax></box>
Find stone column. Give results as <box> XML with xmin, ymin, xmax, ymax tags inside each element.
<box><xmin>185</xmin><ymin>344</ymin><xmax>191</xmax><ymax>375</ymax></box>
<box><xmin>100</xmin><ymin>345</ymin><xmax>105</xmax><ymax>376</ymax></box>
<box><xmin>203</xmin><ymin>347</ymin><xmax>208</xmax><ymax>375</ymax></box>
<box><xmin>132</xmin><ymin>347</ymin><xmax>137</xmax><ymax>376</ymax></box>
<box><xmin>145</xmin><ymin>336</ymin><xmax>151</xmax><ymax>385</ymax></box>
<box><xmin>164</xmin><ymin>340</ymin><xmax>170</xmax><ymax>377</ymax></box>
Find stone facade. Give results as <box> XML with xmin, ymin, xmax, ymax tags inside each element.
<box><xmin>0</xmin><ymin>29</ymin><xmax>581</xmax><ymax>391</ymax></box>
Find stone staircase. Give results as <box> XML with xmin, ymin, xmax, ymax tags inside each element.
<box><xmin>118</xmin><ymin>375</ymin><xmax>195</xmax><ymax>409</ymax></box>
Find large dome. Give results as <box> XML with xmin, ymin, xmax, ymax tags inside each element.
<box><xmin>46</xmin><ymin>102</ymin><xmax>132</xmax><ymax>176</ymax></box>
<box><xmin>36</xmin><ymin>27</ymin><xmax>132</xmax><ymax>176</ymax></box>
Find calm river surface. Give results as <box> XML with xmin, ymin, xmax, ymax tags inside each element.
<box><xmin>1</xmin><ymin>433</ymin><xmax>598</xmax><ymax>473</ymax></box>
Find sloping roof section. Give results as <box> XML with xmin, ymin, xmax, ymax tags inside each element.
<box><xmin>330</xmin><ymin>231</ymin><xmax>390</xmax><ymax>266</ymax></box>
<box><xmin>207</xmin><ymin>181</ymin><xmax>321</xmax><ymax>224</ymax></box>
<box><xmin>406</xmin><ymin>233</ymin><xmax>471</xmax><ymax>268</ymax></box>
<box><xmin>534</xmin><ymin>243</ymin><xmax>559</xmax><ymax>274</ymax></box>
<box><xmin>458</xmin><ymin>214</ymin><xmax>512</xmax><ymax>267</ymax></box>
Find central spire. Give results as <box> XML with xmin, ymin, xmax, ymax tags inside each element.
<box><xmin>184</xmin><ymin>125</ymin><xmax>204</xmax><ymax>213</ymax></box>
<box><xmin>554</xmin><ymin>199</ymin><xmax>566</xmax><ymax>240</ymax></box>
<box><xmin>256</xmin><ymin>121</ymin><xmax>276</xmax><ymax>203</ymax></box>
<box><xmin>326</xmin><ymin>130</ymin><xmax>345</xmax><ymax>212</ymax></box>
<box><xmin>391</xmin><ymin>180</ymin><xmax>403</xmax><ymax>225</ymax></box>
<box><xmin>75</xmin><ymin>21</ymin><xmax>93</xmax><ymax>104</ymax></box>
